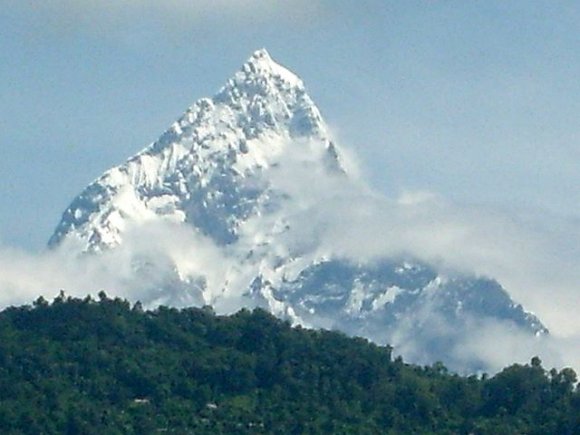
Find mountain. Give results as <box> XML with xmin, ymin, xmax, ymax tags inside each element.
<box><xmin>49</xmin><ymin>49</ymin><xmax>547</xmax><ymax>371</ymax></box>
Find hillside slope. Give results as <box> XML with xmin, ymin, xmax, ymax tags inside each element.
<box><xmin>0</xmin><ymin>296</ymin><xmax>577</xmax><ymax>434</ymax></box>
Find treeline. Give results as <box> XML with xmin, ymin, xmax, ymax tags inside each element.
<box><xmin>0</xmin><ymin>293</ymin><xmax>578</xmax><ymax>434</ymax></box>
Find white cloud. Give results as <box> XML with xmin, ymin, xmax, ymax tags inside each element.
<box><xmin>0</xmin><ymin>220</ymin><xmax>229</xmax><ymax>309</ymax></box>
<box><xmin>279</xmin><ymin>183</ymin><xmax>580</xmax><ymax>337</ymax></box>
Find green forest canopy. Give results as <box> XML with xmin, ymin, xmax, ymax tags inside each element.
<box><xmin>0</xmin><ymin>292</ymin><xmax>578</xmax><ymax>434</ymax></box>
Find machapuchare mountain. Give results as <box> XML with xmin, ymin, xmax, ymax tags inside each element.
<box><xmin>49</xmin><ymin>49</ymin><xmax>546</xmax><ymax>371</ymax></box>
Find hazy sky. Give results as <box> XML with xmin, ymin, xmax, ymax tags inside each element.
<box><xmin>1</xmin><ymin>1</ymin><xmax>579</xmax><ymax>249</ymax></box>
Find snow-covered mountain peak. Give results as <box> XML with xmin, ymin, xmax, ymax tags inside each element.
<box><xmin>213</xmin><ymin>49</ymin><xmax>327</xmax><ymax>140</ymax></box>
<box><xmin>47</xmin><ymin>51</ymin><xmax>547</xmax><ymax>372</ymax></box>
<box><xmin>235</xmin><ymin>48</ymin><xmax>304</xmax><ymax>91</ymax></box>
<box><xmin>49</xmin><ymin>49</ymin><xmax>342</xmax><ymax>251</ymax></box>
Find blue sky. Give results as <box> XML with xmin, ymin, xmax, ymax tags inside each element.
<box><xmin>1</xmin><ymin>1</ymin><xmax>579</xmax><ymax>249</ymax></box>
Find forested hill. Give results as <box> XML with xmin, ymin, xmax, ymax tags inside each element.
<box><xmin>0</xmin><ymin>294</ymin><xmax>578</xmax><ymax>434</ymax></box>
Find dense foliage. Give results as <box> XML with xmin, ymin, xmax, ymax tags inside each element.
<box><xmin>0</xmin><ymin>293</ymin><xmax>577</xmax><ymax>434</ymax></box>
